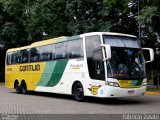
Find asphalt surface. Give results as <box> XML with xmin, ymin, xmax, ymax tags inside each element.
<box><xmin>0</xmin><ymin>85</ymin><xmax>160</xmax><ymax>114</ymax></box>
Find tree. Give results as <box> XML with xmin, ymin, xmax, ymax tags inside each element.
<box><xmin>26</xmin><ymin>0</ymin><xmax>70</xmax><ymax>42</ymax></box>
<box><xmin>0</xmin><ymin>0</ymin><xmax>160</xmax><ymax>81</ymax></box>
<box><xmin>66</xmin><ymin>0</ymin><xmax>104</xmax><ymax>35</ymax></box>
<box><xmin>0</xmin><ymin>0</ymin><xmax>70</xmax><ymax>81</ymax></box>
<box><xmin>0</xmin><ymin>0</ymin><xmax>28</xmax><ymax>49</ymax></box>
<box><xmin>0</xmin><ymin>1</ymin><xmax>7</xmax><ymax>82</ymax></box>
<box><xmin>101</xmin><ymin>0</ymin><xmax>138</xmax><ymax>34</ymax></box>
<box><xmin>0</xmin><ymin>0</ymin><xmax>70</xmax><ymax>48</ymax></box>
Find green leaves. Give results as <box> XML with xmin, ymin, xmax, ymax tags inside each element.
<box><xmin>0</xmin><ymin>0</ymin><xmax>159</xmax><ymax>52</ymax></box>
<box><xmin>137</xmin><ymin>6</ymin><xmax>158</xmax><ymax>26</ymax></box>
<box><xmin>0</xmin><ymin>0</ymin><xmax>160</xmax><ymax>79</ymax></box>
<box><xmin>66</xmin><ymin>0</ymin><xmax>103</xmax><ymax>34</ymax></box>
<box><xmin>136</xmin><ymin>3</ymin><xmax>160</xmax><ymax>49</ymax></box>
<box><xmin>0</xmin><ymin>0</ymin><xmax>70</xmax><ymax>49</ymax></box>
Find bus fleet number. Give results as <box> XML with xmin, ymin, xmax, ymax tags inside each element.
<box><xmin>7</xmin><ymin>68</ymin><xmax>12</xmax><ymax>71</ymax></box>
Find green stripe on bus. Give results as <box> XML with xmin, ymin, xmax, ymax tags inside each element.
<box><xmin>135</xmin><ymin>80</ymin><xmax>143</xmax><ymax>86</ymax></box>
<box><xmin>130</xmin><ymin>80</ymin><xmax>137</xmax><ymax>86</ymax></box>
<box><xmin>45</xmin><ymin>60</ymin><xmax>68</xmax><ymax>87</ymax></box>
<box><xmin>37</xmin><ymin>61</ymin><xmax>57</xmax><ymax>86</ymax></box>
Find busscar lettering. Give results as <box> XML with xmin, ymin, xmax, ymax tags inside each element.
<box><xmin>20</xmin><ymin>64</ymin><xmax>40</xmax><ymax>71</ymax></box>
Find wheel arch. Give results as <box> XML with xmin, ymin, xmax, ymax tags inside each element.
<box><xmin>21</xmin><ymin>79</ymin><xmax>27</xmax><ymax>88</ymax></box>
<box><xmin>71</xmin><ymin>81</ymin><xmax>83</xmax><ymax>94</ymax></box>
<box><xmin>21</xmin><ymin>79</ymin><xmax>26</xmax><ymax>84</ymax></box>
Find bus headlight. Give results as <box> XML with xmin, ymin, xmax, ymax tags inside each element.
<box><xmin>106</xmin><ymin>81</ymin><xmax>120</xmax><ymax>87</ymax></box>
<box><xmin>141</xmin><ymin>81</ymin><xmax>147</xmax><ymax>86</ymax></box>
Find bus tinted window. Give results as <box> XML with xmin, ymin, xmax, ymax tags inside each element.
<box><xmin>7</xmin><ymin>53</ymin><xmax>12</xmax><ymax>65</ymax></box>
<box><xmin>30</xmin><ymin>48</ymin><xmax>40</xmax><ymax>62</ymax></box>
<box><xmin>11</xmin><ymin>51</ymin><xmax>21</xmax><ymax>64</ymax></box>
<box><xmin>39</xmin><ymin>45</ymin><xmax>52</xmax><ymax>61</ymax></box>
<box><xmin>20</xmin><ymin>49</ymin><xmax>29</xmax><ymax>63</ymax></box>
<box><xmin>51</xmin><ymin>44</ymin><xmax>55</xmax><ymax>60</ymax></box>
<box><xmin>85</xmin><ymin>35</ymin><xmax>105</xmax><ymax>80</ymax></box>
<box><xmin>55</xmin><ymin>42</ymin><xmax>67</xmax><ymax>59</ymax></box>
<box><xmin>67</xmin><ymin>39</ymin><xmax>83</xmax><ymax>58</ymax></box>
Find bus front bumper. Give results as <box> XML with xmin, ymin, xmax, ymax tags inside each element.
<box><xmin>103</xmin><ymin>85</ymin><xmax>146</xmax><ymax>98</ymax></box>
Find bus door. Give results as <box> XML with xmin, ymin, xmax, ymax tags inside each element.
<box><xmin>85</xmin><ymin>35</ymin><xmax>105</xmax><ymax>84</ymax></box>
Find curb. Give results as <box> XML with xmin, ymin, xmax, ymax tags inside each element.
<box><xmin>145</xmin><ymin>92</ymin><xmax>160</xmax><ymax>96</ymax></box>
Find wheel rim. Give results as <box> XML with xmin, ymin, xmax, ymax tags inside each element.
<box><xmin>16</xmin><ymin>85</ymin><xmax>19</xmax><ymax>92</ymax></box>
<box><xmin>75</xmin><ymin>86</ymin><xmax>83</xmax><ymax>99</ymax></box>
<box><xmin>22</xmin><ymin>87</ymin><xmax>25</xmax><ymax>93</ymax></box>
<box><xmin>21</xmin><ymin>84</ymin><xmax>26</xmax><ymax>94</ymax></box>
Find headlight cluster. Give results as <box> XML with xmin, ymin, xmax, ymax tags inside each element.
<box><xmin>141</xmin><ymin>81</ymin><xmax>147</xmax><ymax>86</ymax></box>
<box><xmin>106</xmin><ymin>81</ymin><xmax>120</xmax><ymax>87</ymax></box>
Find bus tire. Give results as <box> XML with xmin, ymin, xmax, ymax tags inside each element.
<box><xmin>73</xmin><ymin>82</ymin><xmax>84</xmax><ymax>102</ymax></box>
<box><xmin>15</xmin><ymin>84</ymin><xmax>21</xmax><ymax>94</ymax></box>
<box><xmin>21</xmin><ymin>81</ymin><xmax>27</xmax><ymax>94</ymax></box>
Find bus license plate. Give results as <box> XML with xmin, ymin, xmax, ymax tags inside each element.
<box><xmin>128</xmin><ymin>90</ymin><xmax>134</xmax><ymax>94</ymax></box>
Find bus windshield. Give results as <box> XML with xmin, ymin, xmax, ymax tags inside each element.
<box><xmin>103</xmin><ymin>36</ymin><xmax>146</xmax><ymax>80</ymax></box>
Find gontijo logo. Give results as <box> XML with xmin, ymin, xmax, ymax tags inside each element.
<box><xmin>19</xmin><ymin>64</ymin><xmax>40</xmax><ymax>71</ymax></box>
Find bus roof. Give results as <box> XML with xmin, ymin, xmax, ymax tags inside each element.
<box><xmin>80</xmin><ymin>32</ymin><xmax>137</xmax><ymax>38</ymax></box>
<box><xmin>7</xmin><ymin>32</ymin><xmax>137</xmax><ymax>53</ymax></box>
<box><xmin>7</xmin><ymin>36</ymin><xmax>67</xmax><ymax>52</ymax></box>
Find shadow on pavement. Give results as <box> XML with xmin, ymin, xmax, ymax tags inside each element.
<box><xmin>84</xmin><ymin>97</ymin><xmax>146</xmax><ymax>105</ymax></box>
<box><xmin>10</xmin><ymin>90</ymin><xmax>147</xmax><ymax>105</ymax></box>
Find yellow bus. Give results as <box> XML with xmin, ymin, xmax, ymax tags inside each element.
<box><xmin>5</xmin><ymin>32</ymin><xmax>154</xmax><ymax>101</ymax></box>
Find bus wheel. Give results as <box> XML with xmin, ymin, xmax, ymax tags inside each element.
<box><xmin>21</xmin><ymin>81</ymin><xmax>27</xmax><ymax>94</ymax></box>
<box><xmin>73</xmin><ymin>83</ymin><xmax>84</xmax><ymax>102</ymax></box>
<box><xmin>15</xmin><ymin>84</ymin><xmax>21</xmax><ymax>94</ymax></box>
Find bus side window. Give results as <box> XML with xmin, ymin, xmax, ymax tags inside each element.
<box><xmin>11</xmin><ymin>51</ymin><xmax>21</xmax><ymax>64</ymax></box>
<box><xmin>20</xmin><ymin>49</ymin><xmax>29</xmax><ymax>63</ymax></box>
<box><xmin>7</xmin><ymin>53</ymin><xmax>12</xmax><ymax>65</ymax></box>
<box><xmin>51</xmin><ymin>44</ymin><xmax>55</xmax><ymax>60</ymax></box>
<box><xmin>30</xmin><ymin>47</ymin><xmax>40</xmax><ymax>62</ymax></box>
<box><xmin>55</xmin><ymin>42</ymin><xmax>67</xmax><ymax>60</ymax></box>
<box><xmin>67</xmin><ymin>39</ymin><xmax>83</xmax><ymax>58</ymax></box>
<box><xmin>39</xmin><ymin>45</ymin><xmax>52</xmax><ymax>61</ymax></box>
<box><xmin>11</xmin><ymin>52</ymin><xmax>15</xmax><ymax>64</ymax></box>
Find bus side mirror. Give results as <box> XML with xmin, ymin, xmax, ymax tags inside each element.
<box><xmin>142</xmin><ymin>48</ymin><xmax>154</xmax><ymax>63</ymax></box>
<box><xmin>101</xmin><ymin>44</ymin><xmax>111</xmax><ymax>61</ymax></box>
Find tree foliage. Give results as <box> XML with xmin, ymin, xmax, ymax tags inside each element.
<box><xmin>0</xmin><ymin>0</ymin><xmax>160</xmax><ymax>80</ymax></box>
<box><xmin>66</xmin><ymin>0</ymin><xmax>104</xmax><ymax>34</ymax></box>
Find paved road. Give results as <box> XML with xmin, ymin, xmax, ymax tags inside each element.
<box><xmin>0</xmin><ymin>85</ymin><xmax>160</xmax><ymax>114</ymax></box>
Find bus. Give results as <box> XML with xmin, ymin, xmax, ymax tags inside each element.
<box><xmin>5</xmin><ymin>32</ymin><xmax>154</xmax><ymax>101</ymax></box>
